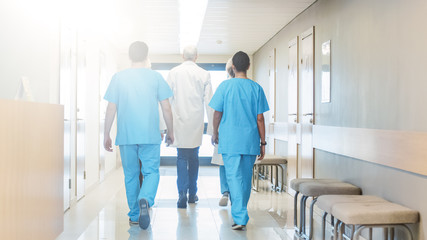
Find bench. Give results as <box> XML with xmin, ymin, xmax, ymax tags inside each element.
<box><xmin>317</xmin><ymin>195</ymin><xmax>419</xmax><ymax>240</ymax></box>
<box><xmin>317</xmin><ymin>195</ymin><xmax>387</xmax><ymax>240</ymax></box>
<box><xmin>252</xmin><ymin>155</ymin><xmax>287</xmax><ymax>192</ymax></box>
<box><xmin>290</xmin><ymin>179</ymin><xmax>361</xmax><ymax>239</ymax></box>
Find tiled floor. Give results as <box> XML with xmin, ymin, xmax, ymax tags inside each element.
<box><xmin>57</xmin><ymin>166</ymin><xmax>327</xmax><ymax>240</ymax></box>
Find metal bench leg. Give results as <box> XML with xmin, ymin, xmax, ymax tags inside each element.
<box><xmin>321</xmin><ymin>212</ymin><xmax>327</xmax><ymax>240</ymax></box>
<box><xmin>274</xmin><ymin>165</ymin><xmax>279</xmax><ymax>191</ymax></box>
<box><xmin>308</xmin><ymin>197</ymin><xmax>318</xmax><ymax>240</ymax></box>
<box><xmin>334</xmin><ymin>220</ymin><xmax>341</xmax><ymax>240</ymax></box>
<box><xmin>350</xmin><ymin>225</ymin><xmax>355</xmax><ymax>239</ymax></box>
<box><xmin>338</xmin><ymin>222</ymin><xmax>345</xmax><ymax>240</ymax></box>
<box><xmin>270</xmin><ymin>165</ymin><xmax>274</xmax><ymax>189</ymax></box>
<box><xmin>255</xmin><ymin>166</ymin><xmax>259</xmax><ymax>191</ymax></box>
<box><xmin>276</xmin><ymin>165</ymin><xmax>285</xmax><ymax>192</ymax></box>
<box><xmin>389</xmin><ymin>227</ymin><xmax>394</xmax><ymax>240</ymax></box>
<box><xmin>294</xmin><ymin>191</ymin><xmax>300</xmax><ymax>232</ymax></box>
<box><xmin>395</xmin><ymin>225</ymin><xmax>413</xmax><ymax>240</ymax></box>
<box><xmin>300</xmin><ymin>195</ymin><xmax>308</xmax><ymax>235</ymax></box>
<box><xmin>383</xmin><ymin>227</ymin><xmax>388</xmax><ymax>240</ymax></box>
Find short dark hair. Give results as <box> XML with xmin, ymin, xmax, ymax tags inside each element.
<box><xmin>232</xmin><ymin>51</ymin><xmax>250</xmax><ymax>72</ymax></box>
<box><xmin>129</xmin><ymin>41</ymin><xmax>148</xmax><ymax>62</ymax></box>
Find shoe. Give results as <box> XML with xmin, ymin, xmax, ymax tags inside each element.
<box><xmin>218</xmin><ymin>192</ymin><xmax>229</xmax><ymax>206</ymax></box>
<box><xmin>231</xmin><ymin>223</ymin><xmax>246</xmax><ymax>230</ymax></box>
<box><xmin>138</xmin><ymin>198</ymin><xmax>150</xmax><ymax>230</ymax></box>
<box><xmin>129</xmin><ymin>218</ymin><xmax>139</xmax><ymax>226</ymax></box>
<box><xmin>177</xmin><ymin>192</ymin><xmax>187</xmax><ymax>208</ymax></box>
<box><xmin>188</xmin><ymin>194</ymin><xmax>199</xmax><ymax>203</ymax></box>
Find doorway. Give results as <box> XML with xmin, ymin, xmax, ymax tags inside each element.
<box><xmin>299</xmin><ymin>26</ymin><xmax>315</xmax><ymax>178</ymax></box>
<box><xmin>287</xmin><ymin>37</ymin><xmax>299</xmax><ymax>194</ymax></box>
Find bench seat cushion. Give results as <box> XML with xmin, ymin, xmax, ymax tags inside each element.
<box><xmin>290</xmin><ymin>179</ymin><xmax>339</xmax><ymax>192</ymax></box>
<box><xmin>332</xmin><ymin>202</ymin><xmax>419</xmax><ymax>225</ymax></box>
<box><xmin>254</xmin><ymin>155</ymin><xmax>287</xmax><ymax>165</ymax></box>
<box><xmin>317</xmin><ymin>195</ymin><xmax>386</xmax><ymax>213</ymax></box>
<box><xmin>299</xmin><ymin>182</ymin><xmax>361</xmax><ymax>197</ymax></box>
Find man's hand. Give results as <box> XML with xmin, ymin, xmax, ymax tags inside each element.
<box><xmin>165</xmin><ymin>132</ymin><xmax>174</xmax><ymax>146</ymax></box>
<box><xmin>211</xmin><ymin>133</ymin><xmax>219</xmax><ymax>146</ymax></box>
<box><xmin>104</xmin><ymin>135</ymin><xmax>113</xmax><ymax>152</ymax></box>
<box><xmin>257</xmin><ymin>145</ymin><xmax>265</xmax><ymax>160</ymax></box>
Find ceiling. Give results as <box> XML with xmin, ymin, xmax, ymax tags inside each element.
<box><xmin>111</xmin><ymin>0</ymin><xmax>316</xmax><ymax>56</ymax></box>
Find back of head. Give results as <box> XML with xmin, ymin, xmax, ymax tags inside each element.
<box><xmin>129</xmin><ymin>41</ymin><xmax>148</xmax><ymax>62</ymax></box>
<box><xmin>183</xmin><ymin>45</ymin><xmax>198</xmax><ymax>61</ymax></box>
<box><xmin>232</xmin><ymin>51</ymin><xmax>250</xmax><ymax>72</ymax></box>
<box><xmin>225</xmin><ymin>58</ymin><xmax>235</xmax><ymax>78</ymax></box>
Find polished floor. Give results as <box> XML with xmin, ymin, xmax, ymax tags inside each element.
<box><xmin>56</xmin><ymin>166</ymin><xmax>328</xmax><ymax>240</ymax></box>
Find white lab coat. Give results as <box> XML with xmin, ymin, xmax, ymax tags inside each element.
<box><xmin>167</xmin><ymin>61</ymin><xmax>213</xmax><ymax>148</ymax></box>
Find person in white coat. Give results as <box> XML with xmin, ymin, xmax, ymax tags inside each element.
<box><xmin>167</xmin><ymin>45</ymin><xmax>213</xmax><ymax>208</ymax></box>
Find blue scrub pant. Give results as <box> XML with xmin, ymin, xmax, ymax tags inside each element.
<box><xmin>119</xmin><ymin>144</ymin><xmax>160</xmax><ymax>222</ymax></box>
<box><xmin>176</xmin><ymin>147</ymin><xmax>199</xmax><ymax>195</ymax></box>
<box><xmin>222</xmin><ymin>154</ymin><xmax>256</xmax><ymax>225</ymax></box>
<box><xmin>219</xmin><ymin>165</ymin><xmax>229</xmax><ymax>194</ymax></box>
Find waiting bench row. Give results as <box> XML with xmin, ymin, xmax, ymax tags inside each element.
<box><xmin>290</xmin><ymin>179</ymin><xmax>419</xmax><ymax>240</ymax></box>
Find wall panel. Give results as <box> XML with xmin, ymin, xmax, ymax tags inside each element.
<box><xmin>0</xmin><ymin>99</ymin><xmax>64</xmax><ymax>239</ymax></box>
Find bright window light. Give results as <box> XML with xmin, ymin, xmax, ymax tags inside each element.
<box><xmin>179</xmin><ymin>0</ymin><xmax>208</xmax><ymax>53</ymax></box>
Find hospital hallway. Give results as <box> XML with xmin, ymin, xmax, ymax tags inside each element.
<box><xmin>56</xmin><ymin>166</ymin><xmax>299</xmax><ymax>240</ymax></box>
<box><xmin>3</xmin><ymin>0</ymin><xmax>427</xmax><ymax>239</ymax></box>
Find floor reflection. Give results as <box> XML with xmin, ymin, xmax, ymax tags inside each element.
<box><xmin>58</xmin><ymin>167</ymin><xmax>297</xmax><ymax>240</ymax></box>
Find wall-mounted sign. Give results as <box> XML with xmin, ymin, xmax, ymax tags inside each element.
<box><xmin>321</xmin><ymin>40</ymin><xmax>331</xmax><ymax>103</ymax></box>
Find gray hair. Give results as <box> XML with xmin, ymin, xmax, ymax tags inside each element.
<box><xmin>226</xmin><ymin>58</ymin><xmax>235</xmax><ymax>78</ymax></box>
<box><xmin>183</xmin><ymin>45</ymin><xmax>198</xmax><ymax>61</ymax></box>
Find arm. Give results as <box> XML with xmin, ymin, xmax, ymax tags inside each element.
<box><xmin>160</xmin><ymin>98</ymin><xmax>174</xmax><ymax>146</ymax></box>
<box><xmin>211</xmin><ymin>111</ymin><xmax>223</xmax><ymax>145</ymax></box>
<box><xmin>204</xmin><ymin>74</ymin><xmax>214</xmax><ymax>135</ymax></box>
<box><xmin>104</xmin><ymin>102</ymin><xmax>117</xmax><ymax>152</ymax></box>
<box><xmin>257</xmin><ymin>113</ymin><xmax>266</xmax><ymax>160</ymax></box>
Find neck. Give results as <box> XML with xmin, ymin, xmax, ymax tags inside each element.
<box><xmin>131</xmin><ymin>60</ymin><xmax>151</xmax><ymax>69</ymax></box>
<box><xmin>234</xmin><ymin>72</ymin><xmax>248</xmax><ymax>79</ymax></box>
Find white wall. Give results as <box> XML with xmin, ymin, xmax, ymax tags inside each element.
<box><xmin>0</xmin><ymin>0</ymin><xmax>60</xmax><ymax>103</ymax></box>
<box><xmin>253</xmin><ymin>0</ymin><xmax>427</xmax><ymax>238</ymax></box>
<box><xmin>82</xmin><ymin>33</ymin><xmax>119</xmax><ymax>191</ymax></box>
<box><xmin>0</xmin><ymin>0</ymin><xmax>120</xmax><ymax>201</ymax></box>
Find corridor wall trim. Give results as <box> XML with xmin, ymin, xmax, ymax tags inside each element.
<box><xmin>312</xmin><ymin>125</ymin><xmax>427</xmax><ymax>176</ymax></box>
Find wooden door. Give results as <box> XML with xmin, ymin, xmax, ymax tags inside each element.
<box><xmin>299</xmin><ymin>27</ymin><xmax>315</xmax><ymax>178</ymax></box>
<box><xmin>287</xmin><ymin>37</ymin><xmax>299</xmax><ymax>194</ymax></box>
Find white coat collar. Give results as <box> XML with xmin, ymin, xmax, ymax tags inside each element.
<box><xmin>182</xmin><ymin>60</ymin><xmax>197</xmax><ymax>66</ymax></box>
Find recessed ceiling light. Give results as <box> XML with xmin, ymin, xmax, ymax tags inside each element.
<box><xmin>179</xmin><ymin>0</ymin><xmax>209</xmax><ymax>53</ymax></box>
<box><xmin>216</xmin><ymin>40</ymin><xmax>223</xmax><ymax>44</ymax></box>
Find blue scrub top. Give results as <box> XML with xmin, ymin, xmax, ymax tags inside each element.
<box><xmin>104</xmin><ymin>68</ymin><xmax>173</xmax><ymax>145</ymax></box>
<box><xmin>209</xmin><ymin>78</ymin><xmax>269</xmax><ymax>155</ymax></box>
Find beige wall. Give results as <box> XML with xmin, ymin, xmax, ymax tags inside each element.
<box><xmin>0</xmin><ymin>100</ymin><xmax>64</xmax><ymax>239</ymax></box>
<box><xmin>253</xmin><ymin>0</ymin><xmax>427</xmax><ymax>239</ymax></box>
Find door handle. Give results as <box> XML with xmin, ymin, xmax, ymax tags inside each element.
<box><xmin>303</xmin><ymin>113</ymin><xmax>313</xmax><ymax>116</ymax></box>
<box><xmin>288</xmin><ymin>113</ymin><xmax>297</xmax><ymax>116</ymax></box>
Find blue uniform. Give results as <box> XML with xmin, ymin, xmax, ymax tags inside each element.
<box><xmin>209</xmin><ymin>78</ymin><xmax>269</xmax><ymax>225</ymax></box>
<box><xmin>104</xmin><ymin>68</ymin><xmax>172</xmax><ymax>222</ymax></box>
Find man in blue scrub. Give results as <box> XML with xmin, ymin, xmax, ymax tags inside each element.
<box><xmin>209</xmin><ymin>51</ymin><xmax>269</xmax><ymax>230</ymax></box>
<box><xmin>103</xmin><ymin>41</ymin><xmax>174</xmax><ymax>230</ymax></box>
